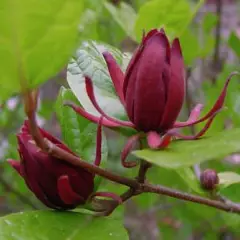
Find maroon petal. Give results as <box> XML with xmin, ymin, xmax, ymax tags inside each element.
<box><xmin>160</xmin><ymin>38</ymin><xmax>185</xmax><ymax>131</ymax></box>
<box><xmin>172</xmin><ymin>113</ymin><xmax>217</xmax><ymax>140</ymax></box>
<box><xmin>103</xmin><ymin>52</ymin><xmax>125</xmax><ymax>104</ymax></box>
<box><xmin>90</xmin><ymin>192</ymin><xmax>122</xmax><ymax>204</ymax></box>
<box><xmin>7</xmin><ymin>159</ymin><xmax>23</xmax><ymax>177</ymax></box>
<box><xmin>147</xmin><ymin>132</ymin><xmax>171</xmax><ymax>149</ymax></box>
<box><xmin>121</xmin><ymin>134</ymin><xmax>141</xmax><ymax>168</ymax></box>
<box><xmin>174</xmin><ymin>72</ymin><xmax>239</xmax><ymax>128</ymax></box>
<box><xmin>65</xmin><ymin>101</ymin><xmax>122</xmax><ymax>127</ymax></box>
<box><xmin>94</xmin><ymin>117</ymin><xmax>103</xmax><ymax>166</ymax></box>
<box><xmin>58</xmin><ymin>175</ymin><xmax>84</xmax><ymax>205</ymax></box>
<box><xmin>133</xmin><ymin>32</ymin><xmax>170</xmax><ymax>131</ymax></box>
<box><xmin>85</xmin><ymin>76</ymin><xmax>135</xmax><ymax>128</ymax></box>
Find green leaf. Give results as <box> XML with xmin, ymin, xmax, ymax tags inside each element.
<box><xmin>67</xmin><ymin>41</ymin><xmax>130</xmax><ymax>119</ymax></box>
<box><xmin>176</xmin><ymin>168</ymin><xmax>205</xmax><ymax>195</ymax></box>
<box><xmin>228</xmin><ymin>31</ymin><xmax>240</xmax><ymax>57</ymax></box>
<box><xmin>133</xmin><ymin>129</ymin><xmax>240</xmax><ymax>168</ymax></box>
<box><xmin>104</xmin><ymin>2</ymin><xmax>137</xmax><ymax>40</ymax></box>
<box><xmin>218</xmin><ymin>172</ymin><xmax>240</xmax><ymax>188</ymax></box>
<box><xmin>134</xmin><ymin>0</ymin><xmax>204</xmax><ymax>41</ymax></box>
<box><xmin>202</xmin><ymin>13</ymin><xmax>217</xmax><ymax>33</ymax></box>
<box><xmin>0</xmin><ymin>210</ymin><xmax>128</xmax><ymax>240</ymax></box>
<box><xmin>56</xmin><ymin>87</ymin><xmax>108</xmax><ymax>191</ymax></box>
<box><xmin>0</xmin><ymin>0</ymin><xmax>84</xmax><ymax>103</ymax></box>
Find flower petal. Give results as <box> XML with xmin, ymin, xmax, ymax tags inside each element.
<box><xmin>147</xmin><ymin>131</ymin><xmax>171</xmax><ymax>149</ymax></box>
<box><xmin>90</xmin><ymin>191</ymin><xmax>122</xmax><ymax>204</ymax></box>
<box><xmin>133</xmin><ymin>32</ymin><xmax>170</xmax><ymax>131</ymax></box>
<box><xmin>160</xmin><ymin>38</ymin><xmax>185</xmax><ymax>131</ymax></box>
<box><xmin>65</xmin><ymin>101</ymin><xmax>122</xmax><ymax>127</ymax></box>
<box><xmin>103</xmin><ymin>52</ymin><xmax>125</xmax><ymax>104</ymax></box>
<box><xmin>85</xmin><ymin>76</ymin><xmax>135</xmax><ymax>128</ymax></box>
<box><xmin>58</xmin><ymin>175</ymin><xmax>85</xmax><ymax>205</ymax></box>
<box><xmin>121</xmin><ymin>134</ymin><xmax>141</xmax><ymax>168</ymax></box>
<box><xmin>7</xmin><ymin>159</ymin><xmax>23</xmax><ymax>177</ymax></box>
<box><xmin>174</xmin><ymin>72</ymin><xmax>239</xmax><ymax>128</ymax></box>
<box><xmin>94</xmin><ymin>117</ymin><xmax>103</xmax><ymax>166</ymax></box>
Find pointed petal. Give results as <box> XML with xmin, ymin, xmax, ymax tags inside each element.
<box><xmin>174</xmin><ymin>72</ymin><xmax>239</xmax><ymax>128</ymax></box>
<box><xmin>58</xmin><ymin>175</ymin><xmax>84</xmax><ymax>205</ymax></box>
<box><xmin>103</xmin><ymin>52</ymin><xmax>125</xmax><ymax>104</ymax></box>
<box><xmin>147</xmin><ymin>132</ymin><xmax>171</xmax><ymax>149</ymax></box>
<box><xmin>94</xmin><ymin>117</ymin><xmax>103</xmax><ymax>166</ymax></box>
<box><xmin>85</xmin><ymin>76</ymin><xmax>135</xmax><ymax>128</ymax></box>
<box><xmin>133</xmin><ymin>32</ymin><xmax>170</xmax><ymax>131</ymax></box>
<box><xmin>173</xmin><ymin>113</ymin><xmax>217</xmax><ymax>140</ymax></box>
<box><xmin>7</xmin><ymin>159</ymin><xmax>23</xmax><ymax>177</ymax></box>
<box><xmin>121</xmin><ymin>134</ymin><xmax>141</xmax><ymax>168</ymax></box>
<box><xmin>65</xmin><ymin>101</ymin><xmax>122</xmax><ymax>127</ymax></box>
<box><xmin>160</xmin><ymin>38</ymin><xmax>185</xmax><ymax>131</ymax></box>
<box><xmin>90</xmin><ymin>192</ymin><xmax>122</xmax><ymax>204</ymax></box>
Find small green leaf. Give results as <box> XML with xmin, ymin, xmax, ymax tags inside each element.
<box><xmin>67</xmin><ymin>41</ymin><xmax>130</xmax><ymax>120</ymax></box>
<box><xmin>133</xmin><ymin>129</ymin><xmax>240</xmax><ymax>168</ymax></box>
<box><xmin>104</xmin><ymin>2</ymin><xmax>137</xmax><ymax>40</ymax></box>
<box><xmin>0</xmin><ymin>0</ymin><xmax>84</xmax><ymax>103</ymax></box>
<box><xmin>0</xmin><ymin>210</ymin><xmax>128</xmax><ymax>240</ymax></box>
<box><xmin>176</xmin><ymin>168</ymin><xmax>205</xmax><ymax>195</ymax></box>
<box><xmin>228</xmin><ymin>31</ymin><xmax>240</xmax><ymax>57</ymax></box>
<box><xmin>56</xmin><ymin>87</ymin><xmax>108</xmax><ymax>191</ymax></box>
<box><xmin>134</xmin><ymin>0</ymin><xmax>204</xmax><ymax>41</ymax></box>
<box><xmin>56</xmin><ymin>87</ymin><xmax>108</xmax><ymax>165</ymax></box>
<box><xmin>218</xmin><ymin>172</ymin><xmax>240</xmax><ymax>188</ymax></box>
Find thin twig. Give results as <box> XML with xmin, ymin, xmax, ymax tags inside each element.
<box><xmin>23</xmin><ymin>91</ymin><xmax>240</xmax><ymax>215</ymax></box>
<box><xmin>137</xmin><ymin>160</ymin><xmax>151</xmax><ymax>183</ymax></box>
<box><xmin>142</xmin><ymin>183</ymin><xmax>240</xmax><ymax>214</ymax></box>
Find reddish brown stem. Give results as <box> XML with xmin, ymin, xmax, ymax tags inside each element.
<box><xmin>23</xmin><ymin>91</ymin><xmax>240</xmax><ymax>215</ymax></box>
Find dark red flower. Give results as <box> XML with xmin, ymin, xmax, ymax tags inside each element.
<box><xmin>66</xmin><ymin>28</ymin><xmax>237</xmax><ymax>167</ymax></box>
<box><xmin>8</xmin><ymin>121</ymin><xmax>95</xmax><ymax>210</ymax></box>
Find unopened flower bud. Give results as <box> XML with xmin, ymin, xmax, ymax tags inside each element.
<box><xmin>200</xmin><ymin>169</ymin><xmax>219</xmax><ymax>190</ymax></box>
<box><xmin>8</xmin><ymin>121</ymin><xmax>94</xmax><ymax>210</ymax></box>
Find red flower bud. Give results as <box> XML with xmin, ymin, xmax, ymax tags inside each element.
<box><xmin>200</xmin><ymin>169</ymin><xmax>219</xmax><ymax>191</ymax></box>
<box><xmin>8</xmin><ymin>121</ymin><xmax>94</xmax><ymax>210</ymax></box>
<box><xmin>123</xmin><ymin>29</ymin><xmax>185</xmax><ymax>132</ymax></box>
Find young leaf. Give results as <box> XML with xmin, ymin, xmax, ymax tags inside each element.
<box><xmin>104</xmin><ymin>2</ymin><xmax>137</xmax><ymax>40</ymax></box>
<box><xmin>133</xmin><ymin>129</ymin><xmax>240</xmax><ymax>168</ymax></box>
<box><xmin>0</xmin><ymin>0</ymin><xmax>83</xmax><ymax>104</ymax></box>
<box><xmin>218</xmin><ymin>172</ymin><xmax>240</xmax><ymax>188</ymax></box>
<box><xmin>228</xmin><ymin>31</ymin><xmax>240</xmax><ymax>57</ymax></box>
<box><xmin>134</xmin><ymin>0</ymin><xmax>204</xmax><ymax>41</ymax></box>
<box><xmin>67</xmin><ymin>41</ymin><xmax>130</xmax><ymax>119</ymax></box>
<box><xmin>176</xmin><ymin>168</ymin><xmax>205</xmax><ymax>195</ymax></box>
<box><xmin>0</xmin><ymin>210</ymin><xmax>128</xmax><ymax>240</ymax></box>
<box><xmin>55</xmin><ymin>86</ymin><xmax>108</xmax><ymax>165</ymax></box>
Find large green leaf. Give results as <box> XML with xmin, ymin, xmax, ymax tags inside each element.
<box><xmin>0</xmin><ymin>0</ymin><xmax>83</xmax><ymax>103</ymax></box>
<box><xmin>0</xmin><ymin>210</ymin><xmax>128</xmax><ymax>240</ymax></box>
<box><xmin>134</xmin><ymin>0</ymin><xmax>204</xmax><ymax>41</ymax></box>
<box><xmin>104</xmin><ymin>2</ymin><xmax>137</xmax><ymax>40</ymax></box>
<box><xmin>133</xmin><ymin>129</ymin><xmax>240</xmax><ymax>168</ymax></box>
<box><xmin>67</xmin><ymin>41</ymin><xmax>130</xmax><ymax>119</ymax></box>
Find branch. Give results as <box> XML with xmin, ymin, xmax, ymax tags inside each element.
<box><xmin>23</xmin><ymin>91</ymin><xmax>240</xmax><ymax>215</ymax></box>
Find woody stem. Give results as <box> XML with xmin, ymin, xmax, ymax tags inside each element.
<box><xmin>24</xmin><ymin>91</ymin><xmax>240</xmax><ymax>215</ymax></box>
